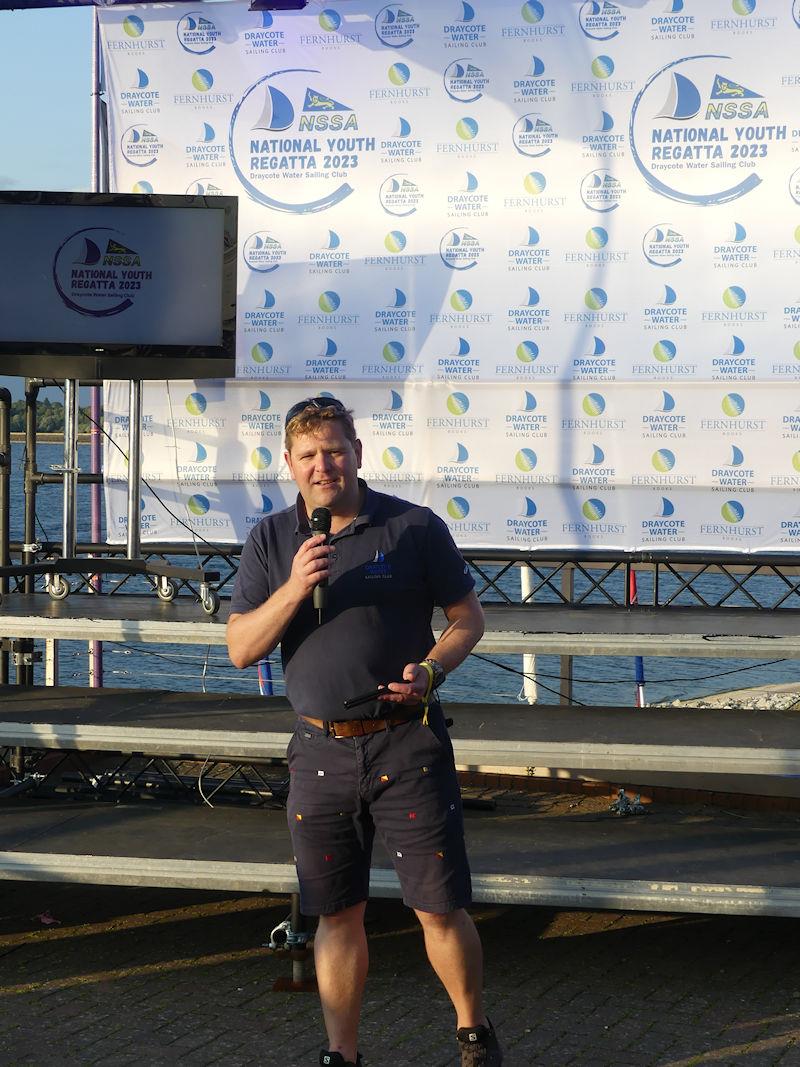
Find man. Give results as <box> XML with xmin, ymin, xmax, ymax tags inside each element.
<box><xmin>227</xmin><ymin>395</ymin><xmax>502</xmax><ymax>1067</ymax></box>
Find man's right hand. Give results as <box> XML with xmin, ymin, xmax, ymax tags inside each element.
<box><xmin>228</xmin><ymin>534</ymin><xmax>331</xmax><ymax>669</ymax></box>
<box><xmin>288</xmin><ymin>533</ymin><xmax>331</xmax><ymax>600</ymax></box>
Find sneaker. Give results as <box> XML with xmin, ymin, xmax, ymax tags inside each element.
<box><xmin>456</xmin><ymin>1019</ymin><xmax>503</xmax><ymax>1066</ymax></box>
<box><xmin>319</xmin><ymin>1052</ymin><xmax>363</xmax><ymax>1067</ymax></box>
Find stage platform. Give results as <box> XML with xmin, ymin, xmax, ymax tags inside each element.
<box><xmin>1</xmin><ymin>685</ymin><xmax>799</xmax><ymax>777</ymax></box>
<box><xmin>2</xmin><ymin>593</ymin><xmax>800</xmax><ymax>658</ymax></box>
<box><xmin>1</xmin><ymin>791</ymin><xmax>800</xmax><ymax>917</ymax></box>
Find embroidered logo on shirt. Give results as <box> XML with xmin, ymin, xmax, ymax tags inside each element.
<box><xmin>364</xmin><ymin>549</ymin><xmax>393</xmax><ymax>580</ymax></box>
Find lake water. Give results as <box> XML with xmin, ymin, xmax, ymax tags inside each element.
<box><xmin>8</xmin><ymin>440</ymin><xmax>800</xmax><ymax>706</ymax></box>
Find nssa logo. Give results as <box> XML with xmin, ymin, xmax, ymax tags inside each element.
<box><xmin>630</xmin><ymin>56</ymin><xmax>784</xmax><ymax>206</ymax></box>
<box><xmin>230</xmin><ymin>73</ymin><xmax>375</xmax><ymax>213</ymax></box>
<box><xmin>53</xmin><ymin>229</ymin><xmax>152</xmax><ymax>319</ymax></box>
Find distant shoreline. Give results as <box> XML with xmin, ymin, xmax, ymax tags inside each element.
<box><xmin>11</xmin><ymin>433</ymin><xmax>92</xmax><ymax>443</ymax></box>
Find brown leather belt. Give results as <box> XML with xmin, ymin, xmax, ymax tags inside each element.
<box><xmin>299</xmin><ymin>714</ymin><xmax>420</xmax><ymax>739</ymax></box>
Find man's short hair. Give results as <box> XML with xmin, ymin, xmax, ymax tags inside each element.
<box><xmin>284</xmin><ymin>395</ymin><xmax>357</xmax><ymax>450</ymax></box>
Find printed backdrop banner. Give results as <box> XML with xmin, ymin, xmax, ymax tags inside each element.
<box><xmin>99</xmin><ymin>0</ymin><xmax>800</xmax><ymax>549</ymax></box>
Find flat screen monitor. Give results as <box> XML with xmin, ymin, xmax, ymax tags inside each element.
<box><xmin>0</xmin><ymin>190</ymin><xmax>237</xmax><ymax>380</ymax></box>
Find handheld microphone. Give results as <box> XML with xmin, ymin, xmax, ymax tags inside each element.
<box><xmin>310</xmin><ymin>506</ymin><xmax>331</xmax><ymax>624</ymax></box>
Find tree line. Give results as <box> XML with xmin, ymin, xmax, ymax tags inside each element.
<box><xmin>9</xmin><ymin>398</ymin><xmax>92</xmax><ymax>434</ymax></box>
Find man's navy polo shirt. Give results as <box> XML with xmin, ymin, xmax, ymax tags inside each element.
<box><xmin>230</xmin><ymin>482</ymin><xmax>474</xmax><ymax>719</ymax></box>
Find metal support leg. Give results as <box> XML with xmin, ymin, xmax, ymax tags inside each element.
<box><xmin>272</xmin><ymin>893</ymin><xmax>316</xmax><ymax>993</ymax></box>
<box><xmin>560</xmin><ymin>565</ymin><xmax>574</xmax><ymax>706</ymax></box>
<box><xmin>520</xmin><ymin>565</ymin><xmax>537</xmax><ymax>704</ymax></box>
<box><xmin>127</xmin><ymin>380</ymin><xmax>143</xmax><ymax>561</ymax></box>
<box><xmin>62</xmin><ymin>379</ymin><xmax>79</xmax><ymax>559</ymax></box>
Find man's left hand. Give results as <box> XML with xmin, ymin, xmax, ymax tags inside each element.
<box><xmin>377</xmin><ymin>663</ymin><xmax>430</xmax><ymax>705</ymax></box>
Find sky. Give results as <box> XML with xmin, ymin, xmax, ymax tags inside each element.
<box><xmin>0</xmin><ymin>4</ymin><xmax>94</xmax><ymax>399</ymax></box>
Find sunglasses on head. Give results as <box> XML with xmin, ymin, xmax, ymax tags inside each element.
<box><xmin>284</xmin><ymin>396</ymin><xmax>346</xmax><ymax>426</ymax></box>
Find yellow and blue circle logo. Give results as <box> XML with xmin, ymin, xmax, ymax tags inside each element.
<box><xmin>524</xmin><ymin>172</ymin><xmax>547</xmax><ymax>195</ymax></box>
<box><xmin>722</xmin><ymin>393</ymin><xmax>745</xmax><ymax>417</ymax></box>
<box><xmin>582</xmin><ymin>498</ymin><xmax>606</xmax><ymax>521</ymax></box>
<box><xmin>382</xmin><ymin>447</ymin><xmax>404</xmax><ymax>469</ymax></box>
<box><xmin>732</xmin><ymin>0</ymin><xmax>756</xmax><ymax>13</ymax></box>
<box><xmin>191</xmin><ymin>69</ymin><xmax>214</xmax><ymax>92</ymax></box>
<box><xmin>123</xmin><ymin>15</ymin><xmax>144</xmax><ymax>37</ymax></box>
<box><xmin>522</xmin><ymin>1</ymin><xmax>545</xmax><ymax>23</ymax></box>
<box><xmin>185</xmin><ymin>392</ymin><xmax>207</xmax><ymax>416</ymax></box>
<box><xmin>582</xmin><ymin>392</ymin><xmax>605</xmax><ymax>416</ymax></box>
<box><xmin>585</xmin><ymin>226</ymin><xmax>608</xmax><ymax>249</ymax></box>
<box><xmin>515</xmin><ymin>448</ymin><xmax>537</xmax><ymax>472</ymax></box>
<box><xmin>516</xmin><ymin>341</ymin><xmax>539</xmax><ymax>363</ymax></box>
<box><xmin>385</xmin><ymin>231</ymin><xmax>407</xmax><ymax>253</ymax></box>
<box><xmin>591</xmin><ymin>55</ymin><xmax>615</xmax><ymax>79</ymax></box>
<box><xmin>132</xmin><ymin>181</ymin><xmax>153</xmax><ymax>194</ymax></box>
<box><xmin>251</xmin><ymin>342</ymin><xmax>273</xmax><ymax>364</ymax></box>
<box><xmin>456</xmin><ymin>117</ymin><xmax>479</xmax><ymax>140</ymax></box>
<box><xmin>319</xmin><ymin>291</ymin><xmax>341</xmax><ymax>313</ymax></box>
<box><xmin>653</xmin><ymin>340</ymin><xmax>677</xmax><ymax>363</ymax></box>
<box><xmin>319</xmin><ymin>10</ymin><xmax>342</xmax><ymax>31</ymax></box>
<box><xmin>652</xmin><ymin>449</ymin><xmax>675</xmax><ymax>472</ymax></box>
<box><xmin>794</xmin><ymin>341</ymin><xmax>800</xmax><ymax>361</ymax></box>
<box><xmin>451</xmin><ymin>289</ymin><xmax>473</xmax><ymax>311</ymax></box>
<box><xmin>251</xmin><ymin>447</ymin><xmax>272</xmax><ymax>471</ymax></box>
<box><xmin>447</xmin><ymin>496</ymin><xmax>470</xmax><ymax>519</ymax></box>
<box><xmin>792</xmin><ymin>451</ymin><xmax>800</xmax><ymax>473</ymax></box>
<box><xmin>188</xmin><ymin>494</ymin><xmax>210</xmax><ymax>516</ymax></box>
<box><xmin>585</xmin><ymin>288</ymin><xmax>607</xmax><ymax>310</ymax></box>
<box><xmin>383</xmin><ymin>342</ymin><xmax>405</xmax><ymax>363</ymax></box>
<box><xmin>389</xmin><ymin>63</ymin><xmax>411</xmax><ymax>86</ymax></box>
<box><xmin>447</xmin><ymin>392</ymin><xmax>470</xmax><ymax>415</ymax></box>
<box><xmin>721</xmin><ymin>500</ymin><xmax>745</xmax><ymax>524</ymax></box>
<box><xmin>723</xmin><ymin>286</ymin><xmax>746</xmax><ymax>309</ymax></box>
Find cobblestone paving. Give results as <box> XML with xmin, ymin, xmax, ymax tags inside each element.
<box><xmin>1</xmin><ymin>881</ymin><xmax>800</xmax><ymax>1066</ymax></box>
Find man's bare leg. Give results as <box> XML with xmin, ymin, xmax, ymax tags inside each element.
<box><xmin>314</xmin><ymin>901</ymin><xmax>368</xmax><ymax>1062</ymax></box>
<box><xmin>414</xmin><ymin>908</ymin><xmax>488</xmax><ymax>1028</ymax></box>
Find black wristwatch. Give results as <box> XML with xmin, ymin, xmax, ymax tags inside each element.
<box><xmin>420</xmin><ymin>658</ymin><xmax>446</xmax><ymax>690</ymax></box>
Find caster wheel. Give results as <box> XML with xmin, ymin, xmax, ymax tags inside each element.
<box><xmin>156</xmin><ymin>578</ymin><xmax>177</xmax><ymax>603</ymax></box>
<box><xmin>201</xmin><ymin>590</ymin><xmax>220</xmax><ymax>616</ymax></box>
<box><xmin>49</xmin><ymin>574</ymin><xmax>70</xmax><ymax>601</ymax></box>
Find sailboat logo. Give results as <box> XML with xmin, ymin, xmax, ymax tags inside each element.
<box><xmin>444</xmin><ymin>60</ymin><xmax>488</xmax><ymax>103</ymax></box>
<box><xmin>74</xmin><ymin>239</ymin><xmax>102</xmax><ymax>266</ymax></box>
<box><xmin>598</xmin><ymin>111</ymin><xmax>614</xmax><ymax>132</ymax></box>
<box><xmin>243</xmin><ymin>231</ymin><xmax>285</xmax><ymax>274</ymax></box>
<box><xmin>252</xmin><ymin>85</ymin><xmax>295</xmax><ymax>132</ymax></box>
<box><xmin>375</xmin><ymin>5</ymin><xmax>420</xmax><ymax>49</ymax></box>
<box><xmin>379</xmin><ymin>175</ymin><xmax>422</xmax><ymax>217</ymax></box>
<box><xmin>177</xmin><ymin>12</ymin><xmax>221</xmax><ymax>55</ymax></box>
<box><xmin>579</xmin><ymin>169</ymin><xmax>624</xmax><ymax>212</ymax></box>
<box><xmin>513</xmin><ymin>115</ymin><xmax>556</xmax><ymax>158</ymax></box>
<box><xmin>630</xmin><ymin>55</ymin><xmax>765</xmax><ymax>206</ymax></box>
<box><xmin>121</xmin><ymin>126</ymin><xmax>162</xmax><ymax>167</ymax></box>
<box><xmin>579</xmin><ymin>1</ymin><xmax>626</xmax><ymax>42</ymax></box>
<box><xmin>657</xmin><ymin>497</ymin><xmax>675</xmax><ymax>518</ymax></box>
<box><xmin>642</xmin><ymin>224</ymin><xmax>687</xmax><ymax>268</ymax></box>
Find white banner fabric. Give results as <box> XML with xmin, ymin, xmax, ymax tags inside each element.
<box><xmin>99</xmin><ymin>1</ymin><xmax>800</xmax><ymax>550</ymax></box>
